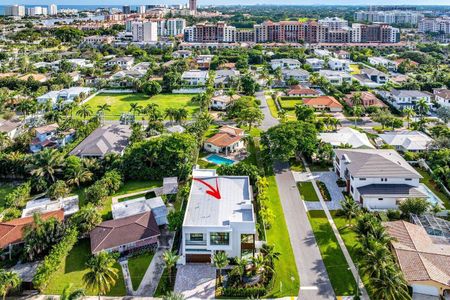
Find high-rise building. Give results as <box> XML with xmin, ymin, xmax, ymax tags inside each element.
<box><xmin>26</xmin><ymin>6</ymin><xmax>48</xmax><ymax>16</ymax></box>
<box><xmin>318</xmin><ymin>17</ymin><xmax>348</xmax><ymax>30</ymax></box>
<box><xmin>132</xmin><ymin>21</ymin><xmax>158</xmax><ymax>42</ymax></box>
<box><xmin>189</xmin><ymin>0</ymin><xmax>197</xmax><ymax>13</ymax></box>
<box><xmin>355</xmin><ymin>10</ymin><xmax>423</xmax><ymax>25</ymax></box>
<box><xmin>418</xmin><ymin>18</ymin><xmax>450</xmax><ymax>34</ymax></box>
<box><xmin>165</xmin><ymin>18</ymin><xmax>187</xmax><ymax>36</ymax></box>
<box><xmin>4</xmin><ymin>5</ymin><xmax>26</xmax><ymax>17</ymax></box>
<box><xmin>122</xmin><ymin>5</ymin><xmax>131</xmax><ymax>14</ymax></box>
<box><xmin>184</xmin><ymin>22</ymin><xmax>236</xmax><ymax>42</ymax></box>
<box><xmin>48</xmin><ymin>4</ymin><xmax>58</xmax><ymax>15</ymax></box>
<box><xmin>138</xmin><ymin>5</ymin><xmax>146</xmax><ymax>14</ymax></box>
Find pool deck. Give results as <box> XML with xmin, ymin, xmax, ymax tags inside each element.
<box><xmin>419</xmin><ymin>183</ymin><xmax>445</xmax><ymax>207</ymax></box>
<box><xmin>203</xmin><ymin>152</ymin><xmax>247</xmax><ymax>166</ymax></box>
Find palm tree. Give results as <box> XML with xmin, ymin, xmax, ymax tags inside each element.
<box><xmin>231</xmin><ymin>257</ymin><xmax>248</xmax><ymax>283</ymax></box>
<box><xmin>83</xmin><ymin>251</ymin><xmax>119</xmax><ymax>300</ymax></box>
<box><xmin>129</xmin><ymin>103</ymin><xmax>142</xmax><ymax>118</ymax></box>
<box><xmin>213</xmin><ymin>251</ymin><xmax>229</xmax><ymax>285</ymax></box>
<box><xmin>174</xmin><ymin>108</ymin><xmax>188</xmax><ymax>125</ymax></box>
<box><xmin>162</xmin><ymin>292</ymin><xmax>185</xmax><ymax>300</ymax></box>
<box><xmin>0</xmin><ymin>270</ymin><xmax>21</xmax><ymax>300</ymax></box>
<box><xmin>369</xmin><ymin>263</ymin><xmax>411</xmax><ymax>300</ymax></box>
<box><xmin>165</xmin><ymin>108</ymin><xmax>177</xmax><ymax>124</ymax></box>
<box><xmin>76</xmin><ymin>104</ymin><xmax>93</xmax><ymax>121</ymax></box>
<box><xmin>97</xmin><ymin>103</ymin><xmax>111</xmax><ymax>115</ymax></box>
<box><xmin>144</xmin><ymin>103</ymin><xmax>163</xmax><ymax>122</ymax></box>
<box><xmin>403</xmin><ymin>107</ymin><xmax>415</xmax><ymax>129</ymax></box>
<box><xmin>66</xmin><ymin>167</ymin><xmax>93</xmax><ymax>187</ymax></box>
<box><xmin>0</xmin><ymin>132</ymin><xmax>11</xmax><ymax>150</ymax></box>
<box><xmin>416</xmin><ymin>98</ymin><xmax>429</xmax><ymax>121</ymax></box>
<box><xmin>340</xmin><ymin>196</ymin><xmax>361</xmax><ymax>225</ymax></box>
<box><xmin>352</xmin><ymin>105</ymin><xmax>364</xmax><ymax>127</ymax></box>
<box><xmin>28</xmin><ymin>148</ymin><xmax>64</xmax><ymax>183</ymax></box>
<box><xmin>162</xmin><ymin>250</ymin><xmax>179</xmax><ymax>285</ymax></box>
<box><xmin>60</xmin><ymin>284</ymin><xmax>85</xmax><ymax>300</ymax></box>
<box><xmin>351</xmin><ymin>92</ymin><xmax>362</xmax><ymax>107</ymax></box>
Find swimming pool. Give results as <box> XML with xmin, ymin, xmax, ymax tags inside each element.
<box><xmin>206</xmin><ymin>154</ymin><xmax>235</xmax><ymax>166</ymax></box>
<box><xmin>418</xmin><ymin>184</ymin><xmax>443</xmax><ymax>206</ymax></box>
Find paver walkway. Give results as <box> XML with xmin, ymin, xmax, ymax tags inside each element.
<box><xmin>174</xmin><ymin>264</ymin><xmax>216</xmax><ymax>299</ymax></box>
<box><xmin>302</xmin><ymin>159</ymin><xmax>370</xmax><ymax>300</ymax></box>
<box><xmin>119</xmin><ymin>260</ymin><xmax>134</xmax><ymax>295</ymax></box>
<box><xmin>274</xmin><ymin>162</ymin><xmax>335</xmax><ymax>300</ymax></box>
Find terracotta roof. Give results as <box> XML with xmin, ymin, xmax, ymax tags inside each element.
<box><xmin>219</xmin><ymin>125</ymin><xmax>244</xmax><ymax>136</ymax></box>
<box><xmin>303</xmin><ymin>96</ymin><xmax>343</xmax><ymax>108</ymax></box>
<box><xmin>288</xmin><ymin>88</ymin><xmax>319</xmax><ymax>96</ymax></box>
<box><xmin>90</xmin><ymin>211</ymin><xmax>160</xmax><ymax>253</ymax></box>
<box><xmin>344</xmin><ymin>92</ymin><xmax>386</xmax><ymax>108</ymax></box>
<box><xmin>34</xmin><ymin>123</ymin><xmax>58</xmax><ymax>134</ymax></box>
<box><xmin>0</xmin><ymin>210</ymin><xmax>64</xmax><ymax>249</ymax></box>
<box><xmin>384</xmin><ymin>221</ymin><xmax>450</xmax><ymax>287</ymax></box>
<box><xmin>206</xmin><ymin>132</ymin><xmax>242</xmax><ymax>148</ymax></box>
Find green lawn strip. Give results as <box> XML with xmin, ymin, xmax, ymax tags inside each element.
<box><xmin>43</xmin><ymin>239</ymin><xmax>126</xmax><ymax>296</ymax></box>
<box><xmin>331</xmin><ymin>211</ymin><xmax>374</xmax><ymax>299</ymax></box>
<box><xmin>265</xmin><ymin>175</ymin><xmax>299</xmax><ymax>297</ymax></box>
<box><xmin>86</xmin><ymin>93</ymin><xmax>199</xmax><ymax>120</ymax></box>
<box><xmin>416</xmin><ymin>168</ymin><xmax>449</xmax><ymax>209</ymax></box>
<box><xmin>265</xmin><ymin>95</ymin><xmax>279</xmax><ymax>118</ymax></box>
<box><xmin>0</xmin><ymin>182</ymin><xmax>18</xmax><ymax>209</ymax></box>
<box><xmin>128</xmin><ymin>252</ymin><xmax>154</xmax><ymax>290</ymax></box>
<box><xmin>307</xmin><ymin>211</ymin><xmax>356</xmax><ymax>296</ymax></box>
<box><xmin>297</xmin><ymin>182</ymin><xmax>320</xmax><ymax>201</ymax></box>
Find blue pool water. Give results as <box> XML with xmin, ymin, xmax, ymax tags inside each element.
<box><xmin>206</xmin><ymin>154</ymin><xmax>235</xmax><ymax>166</ymax></box>
<box><xmin>418</xmin><ymin>184</ymin><xmax>443</xmax><ymax>206</ymax></box>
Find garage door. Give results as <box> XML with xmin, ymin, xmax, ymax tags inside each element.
<box><xmin>186</xmin><ymin>254</ymin><xmax>211</xmax><ymax>263</ymax></box>
<box><xmin>411</xmin><ymin>284</ymin><xmax>439</xmax><ymax>296</ymax></box>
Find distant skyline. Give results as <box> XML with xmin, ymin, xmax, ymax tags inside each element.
<box><xmin>2</xmin><ymin>0</ymin><xmax>450</xmax><ymax>6</ymax></box>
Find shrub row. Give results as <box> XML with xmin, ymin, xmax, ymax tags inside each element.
<box><xmin>33</xmin><ymin>228</ymin><xmax>78</xmax><ymax>291</ymax></box>
<box><xmin>221</xmin><ymin>286</ymin><xmax>267</xmax><ymax>298</ymax></box>
<box><xmin>85</xmin><ymin>170</ymin><xmax>123</xmax><ymax>205</ymax></box>
<box><xmin>5</xmin><ymin>181</ymin><xmax>31</xmax><ymax>208</ymax></box>
<box><xmin>316</xmin><ymin>181</ymin><xmax>331</xmax><ymax>201</ymax></box>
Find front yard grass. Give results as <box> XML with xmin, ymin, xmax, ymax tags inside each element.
<box><xmin>416</xmin><ymin>168</ymin><xmax>449</xmax><ymax>209</ymax></box>
<box><xmin>265</xmin><ymin>95</ymin><xmax>279</xmax><ymax>118</ymax></box>
<box><xmin>297</xmin><ymin>182</ymin><xmax>320</xmax><ymax>201</ymax></box>
<box><xmin>0</xmin><ymin>182</ymin><xmax>18</xmax><ymax>209</ymax></box>
<box><xmin>43</xmin><ymin>239</ymin><xmax>126</xmax><ymax>296</ymax></box>
<box><xmin>265</xmin><ymin>175</ymin><xmax>299</xmax><ymax>297</ymax></box>
<box><xmin>308</xmin><ymin>211</ymin><xmax>356</xmax><ymax>296</ymax></box>
<box><xmin>128</xmin><ymin>251</ymin><xmax>154</xmax><ymax>290</ymax></box>
<box><xmin>86</xmin><ymin>93</ymin><xmax>199</xmax><ymax>120</ymax></box>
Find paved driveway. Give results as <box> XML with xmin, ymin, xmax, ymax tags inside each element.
<box><xmin>256</xmin><ymin>91</ymin><xmax>279</xmax><ymax>130</ymax></box>
<box><xmin>274</xmin><ymin>162</ymin><xmax>335</xmax><ymax>300</ymax></box>
<box><xmin>311</xmin><ymin>172</ymin><xmax>344</xmax><ymax>210</ymax></box>
<box><xmin>174</xmin><ymin>264</ymin><xmax>216</xmax><ymax>299</ymax></box>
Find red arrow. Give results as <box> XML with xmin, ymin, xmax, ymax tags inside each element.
<box><xmin>193</xmin><ymin>178</ymin><xmax>221</xmax><ymax>200</ymax></box>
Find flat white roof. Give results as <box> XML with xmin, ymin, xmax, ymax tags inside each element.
<box><xmin>112</xmin><ymin>196</ymin><xmax>167</xmax><ymax>221</ymax></box>
<box><xmin>184</xmin><ymin>173</ymin><xmax>254</xmax><ymax>227</ymax></box>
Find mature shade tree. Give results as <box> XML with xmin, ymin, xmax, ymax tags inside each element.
<box><xmin>398</xmin><ymin>198</ymin><xmax>430</xmax><ymax>218</ymax></box>
<box><xmin>240</xmin><ymin>75</ymin><xmax>259</xmax><ymax>96</ymax></box>
<box><xmin>237</xmin><ymin>107</ymin><xmax>263</xmax><ymax>131</ymax></box>
<box><xmin>83</xmin><ymin>251</ymin><xmax>119</xmax><ymax>300</ymax></box>
<box><xmin>142</xmin><ymin>81</ymin><xmax>162</xmax><ymax>97</ymax></box>
<box><xmin>47</xmin><ymin>180</ymin><xmax>70</xmax><ymax>200</ymax></box>
<box><xmin>70</xmin><ymin>204</ymin><xmax>102</xmax><ymax>236</ymax></box>
<box><xmin>0</xmin><ymin>270</ymin><xmax>21</xmax><ymax>300</ymax></box>
<box><xmin>27</xmin><ymin>148</ymin><xmax>64</xmax><ymax>183</ymax></box>
<box><xmin>294</xmin><ymin>104</ymin><xmax>315</xmax><ymax>122</ymax></box>
<box><xmin>436</xmin><ymin>106</ymin><xmax>450</xmax><ymax>123</ymax></box>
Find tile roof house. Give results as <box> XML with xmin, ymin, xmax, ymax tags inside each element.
<box><xmin>287</xmin><ymin>87</ymin><xmax>319</xmax><ymax>97</ymax></box>
<box><xmin>379</xmin><ymin>131</ymin><xmax>434</xmax><ymax>152</ymax></box>
<box><xmin>334</xmin><ymin>149</ymin><xmax>425</xmax><ymax>210</ymax></box>
<box><xmin>204</xmin><ymin>126</ymin><xmax>245</xmax><ymax>155</ymax></box>
<box><xmin>90</xmin><ymin>211</ymin><xmax>160</xmax><ymax>254</ymax></box>
<box><xmin>0</xmin><ymin>210</ymin><xmax>64</xmax><ymax>249</ymax></box>
<box><xmin>344</xmin><ymin>91</ymin><xmax>386</xmax><ymax>108</ymax></box>
<box><xmin>303</xmin><ymin>96</ymin><xmax>343</xmax><ymax>112</ymax></box>
<box><xmin>30</xmin><ymin>124</ymin><xmax>75</xmax><ymax>153</ymax></box>
<box><xmin>180</xmin><ymin>169</ymin><xmax>256</xmax><ymax>264</ymax></box>
<box><xmin>210</xmin><ymin>94</ymin><xmax>240</xmax><ymax>110</ymax></box>
<box><xmin>69</xmin><ymin>124</ymin><xmax>132</xmax><ymax>158</ymax></box>
<box><xmin>319</xmin><ymin>127</ymin><xmax>375</xmax><ymax>149</ymax></box>
<box><xmin>384</xmin><ymin>220</ymin><xmax>450</xmax><ymax>297</ymax></box>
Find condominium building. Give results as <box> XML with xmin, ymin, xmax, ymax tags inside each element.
<box><xmin>355</xmin><ymin>10</ymin><xmax>423</xmax><ymax>25</ymax></box>
<box><xmin>48</xmin><ymin>4</ymin><xmax>58</xmax><ymax>15</ymax></box>
<box><xmin>318</xmin><ymin>17</ymin><xmax>348</xmax><ymax>30</ymax></box>
<box><xmin>4</xmin><ymin>5</ymin><xmax>25</xmax><ymax>17</ymax></box>
<box><xmin>418</xmin><ymin>18</ymin><xmax>450</xmax><ymax>34</ymax></box>
<box><xmin>26</xmin><ymin>6</ymin><xmax>48</xmax><ymax>16</ymax></box>
<box><xmin>189</xmin><ymin>0</ymin><xmax>197</xmax><ymax>12</ymax></box>
<box><xmin>165</xmin><ymin>18</ymin><xmax>186</xmax><ymax>36</ymax></box>
<box><xmin>132</xmin><ymin>21</ymin><xmax>158</xmax><ymax>42</ymax></box>
<box><xmin>122</xmin><ymin>5</ymin><xmax>131</xmax><ymax>14</ymax></box>
<box><xmin>138</xmin><ymin>5</ymin><xmax>146</xmax><ymax>14</ymax></box>
<box><xmin>184</xmin><ymin>22</ymin><xmax>236</xmax><ymax>43</ymax></box>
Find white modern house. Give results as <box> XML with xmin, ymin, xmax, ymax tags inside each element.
<box><xmin>281</xmin><ymin>69</ymin><xmax>310</xmax><ymax>83</ymax></box>
<box><xmin>368</xmin><ymin>56</ymin><xmax>397</xmax><ymax>71</ymax></box>
<box><xmin>314</xmin><ymin>49</ymin><xmax>332</xmax><ymax>57</ymax></box>
<box><xmin>319</xmin><ymin>70</ymin><xmax>352</xmax><ymax>85</ymax></box>
<box><xmin>106</xmin><ymin>56</ymin><xmax>135</xmax><ymax>70</ymax></box>
<box><xmin>180</xmin><ymin>168</ymin><xmax>256</xmax><ymax>264</ymax></box>
<box><xmin>328</xmin><ymin>58</ymin><xmax>350</xmax><ymax>71</ymax></box>
<box><xmin>334</xmin><ymin>149</ymin><xmax>425</xmax><ymax>210</ymax></box>
<box><xmin>37</xmin><ymin>87</ymin><xmax>93</xmax><ymax>105</ymax></box>
<box><xmin>181</xmin><ymin>70</ymin><xmax>209</xmax><ymax>86</ymax></box>
<box><xmin>353</xmin><ymin>68</ymin><xmax>388</xmax><ymax>87</ymax></box>
<box><xmin>305</xmin><ymin>58</ymin><xmax>325</xmax><ymax>71</ymax></box>
<box><xmin>380</xmin><ymin>89</ymin><xmax>432</xmax><ymax>111</ymax></box>
<box><xmin>270</xmin><ymin>59</ymin><xmax>301</xmax><ymax>70</ymax></box>
<box><xmin>319</xmin><ymin>127</ymin><xmax>375</xmax><ymax>149</ymax></box>
<box><xmin>378</xmin><ymin>131</ymin><xmax>434</xmax><ymax>152</ymax></box>
<box><xmin>21</xmin><ymin>195</ymin><xmax>79</xmax><ymax>218</ymax></box>
<box><xmin>210</xmin><ymin>94</ymin><xmax>240</xmax><ymax>110</ymax></box>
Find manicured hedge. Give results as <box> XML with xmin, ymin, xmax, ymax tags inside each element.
<box><xmin>33</xmin><ymin>228</ymin><xmax>78</xmax><ymax>291</ymax></box>
<box><xmin>221</xmin><ymin>286</ymin><xmax>267</xmax><ymax>298</ymax></box>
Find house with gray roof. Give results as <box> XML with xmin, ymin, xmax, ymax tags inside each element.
<box><xmin>381</xmin><ymin>89</ymin><xmax>433</xmax><ymax>111</ymax></box>
<box><xmin>180</xmin><ymin>169</ymin><xmax>256</xmax><ymax>264</ymax></box>
<box><xmin>379</xmin><ymin>131</ymin><xmax>433</xmax><ymax>152</ymax></box>
<box><xmin>281</xmin><ymin>68</ymin><xmax>310</xmax><ymax>84</ymax></box>
<box><xmin>112</xmin><ymin>196</ymin><xmax>168</xmax><ymax>226</ymax></box>
<box><xmin>69</xmin><ymin>124</ymin><xmax>132</xmax><ymax>158</ymax></box>
<box><xmin>334</xmin><ymin>149</ymin><xmax>425</xmax><ymax>210</ymax></box>
<box><xmin>353</xmin><ymin>68</ymin><xmax>388</xmax><ymax>87</ymax></box>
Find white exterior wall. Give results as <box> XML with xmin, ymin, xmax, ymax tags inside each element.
<box><xmin>435</xmin><ymin>95</ymin><xmax>450</xmax><ymax>108</ymax></box>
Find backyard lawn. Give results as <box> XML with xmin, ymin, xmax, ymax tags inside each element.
<box><xmin>308</xmin><ymin>211</ymin><xmax>356</xmax><ymax>296</ymax></box>
<box><xmin>128</xmin><ymin>251</ymin><xmax>154</xmax><ymax>290</ymax></box>
<box><xmin>86</xmin><ymin>93</ymin><xmax>199</xmax><ymax>120</ymax></box>
<box><xmin>265</xmin><ymin>175</ymin><xmax>300</xmax><ymax>297</ymax></box>
<box><xmin>297</xmin><ymin>182</ymin><xmax>320</xmax><ymax>201</ymax></box>
<box><xmin>43</xmin><ymin>239</ymin><xmax>126</xmax><ymax>296</ymax></box>
<box><xmin>0</xmin><ymin>182</ymin><xmax>17</xmax><ymax>209</ymax></box>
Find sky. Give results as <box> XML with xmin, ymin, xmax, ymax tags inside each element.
<box><xmin>3</xmin><ymin>0</ymin><xmax>450</xmax><ymax>6</ymax></box>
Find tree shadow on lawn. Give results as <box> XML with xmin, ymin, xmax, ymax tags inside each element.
<box><xmin>64</xmin><ymin>239</ymin><xmax>91</xmax><ymax>273</ymax></box>
<box><xmin>120</xmin><ymin>94</ymin><xmax>150</xmax><ymax>102</ymax></box>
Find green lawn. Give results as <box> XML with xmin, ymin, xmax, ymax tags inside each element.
<box><xmin>416</xmin><ymin>168</ymin><xmax>449</xmax><ymax>209</ymax></box>
<box><xmin>265</xmin><ymin>95</ymin><xmax>279</xmax><ymax>118</ymax></box>
<box><xmin>128</xmin><ymin>252</ymin><xmax>154</xmax><ymax>290</ymax></box>
<box><xmin>279</xmin><ymin>99</ymin><xmax>302</xmax><ymax>111</ymax></box>
<box><xmin>297</xmin><ymin>182</ymin><xmax>320</xmax><ymax>201</ymax></box>
<box><xmin>265</xmin><ymin>175</ymin><xmax>300</xmax><ymax>297</ymax></box>
<box><xmin>308</xmin><ymin>211</ymin><xmax>356</xmax><ymax>296</ymax></box>
<box><xmin>86</xmin><ymin>93</ymin><xmax>199</xmax><ymax>120</ymax></box>
<box><xmin>43</xmin><ymin>239</ymin><xmax>126</xmax><ymax>296</ymax></box>
<box><xmin>350</xmin><ymin>64</ymin><xmax>361</xmax><ymax>75</ymax></box>
<box><xmin>0</xmin><ymin>182</ymin><xmax>17</xmax><ymax>209</ymax></box>
<box><xmin>75</xmin><ymin>180</ymin><xmax>161</xmax><ymax>219</ymax></box>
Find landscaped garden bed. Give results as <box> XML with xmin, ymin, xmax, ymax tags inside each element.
<box><xmin>316</xmin><ymin>180</ymin><xmax>331</xmax><ymax>201</ymax></box>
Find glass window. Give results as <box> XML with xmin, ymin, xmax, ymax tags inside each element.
<box><xmin>190</xmin><ymin>233</ymin><xmax>203</xmax><ymax>241</ymax></box>
<box><xmin>210</xmin><ymin>232</ymin><xmax>230</xmax><ymax>246</ymax></box>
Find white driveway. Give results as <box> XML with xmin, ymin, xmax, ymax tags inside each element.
<box><xmin>174</xmin><ymin>264</ymin><xmax>216</xmax><ymax>299</ymax></box>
